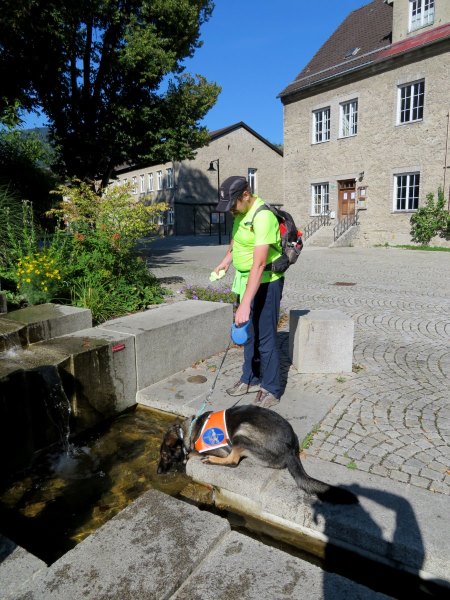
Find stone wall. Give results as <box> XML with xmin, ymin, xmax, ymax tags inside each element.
<box><xmin>391</xmin><ymin>0</ymin><xmax>450</xmax><ymax>44</ymax></box>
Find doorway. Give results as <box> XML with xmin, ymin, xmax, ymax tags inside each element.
<box><xmin>338</xmin><ymin>180</ymin><xmax>356</xmax><ymax>218</ymax></box>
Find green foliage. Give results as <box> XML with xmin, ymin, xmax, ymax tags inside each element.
<box><xmin>0</xmin><ymin>186</ymin><xmax>25</xmax><ymax>267</ymax></box>
<box><xmin>410</xmin><ymin>189</ymin><xmax>450</xmax><ymax>245</ymax></box>
<box><xmin>0</xmin><ymin>180</ymin><xmax>166</xmax><ymax>320</ymax></box>
<box><xmin>48</xmin><ymin>179</ymin><xmax>168</xmax><ymax>252</ymax></box>
<box><xmin>301</xmin><ymin>424</ymin><xmax>320</xmax><ymax>450</ymax></box>
<box><xmin>388</xmin><ymin>244</ymin><xmax>450</xmax><ymax>252</ymax></box>
<box><xmin>0</xmin><ymin>1</ymin><xmax>220</xmax><ymax>186</ymax></box>
<box><xmin>0</xmin><ymin>128</ymin><xmax>58</xmax><ymax>218</ymax></box>
<box><xmin>68</xmin><ymin>257</ymin><xmax>165</xmax><ymax>324</ymax></box>
<box><xmin>0</xmin><ymin>195</ymin><xmax>44</xmax><ymax>307</ymax></box>
<box><xmin>15</xmin><ymin>253</ymin><xmax>61</xmax><ymax>305</ymax></box>
<box><xmin>183</xmin><ymin>284</ymin><xmax>236</xmax><ymax>305</ymax></box>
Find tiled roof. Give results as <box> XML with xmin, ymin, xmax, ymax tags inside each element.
<box><xmin>279</xmin><ymin>0</ymin><xmax>392</xmax><ymax>98</ymax></box>
<box><xmin>280</xmin><ymin>0</ymin><xmax>450</xmax><ymax>101</ymax></box>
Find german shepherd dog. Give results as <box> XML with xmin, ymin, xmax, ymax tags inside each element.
<box><xmin>157</xmin><ymin>405</ymin><xmax>357</xmax><ymax>505</ymax></box>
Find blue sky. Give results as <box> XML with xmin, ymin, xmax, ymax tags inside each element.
<box><xmin>23</xmin><ymin>0</ymin><xmax>367</xmax><ymax>145</ymax></box>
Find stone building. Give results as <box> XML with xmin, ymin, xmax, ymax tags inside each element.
<box><xmin>279</xmin><ymin>0</ymin><xmax>450</xmax><ymax>247</ymax></box>
<box><xmin>113</xmin><ymin>122</ymin><xmax>283</xmax><ymax>238</ymax></box>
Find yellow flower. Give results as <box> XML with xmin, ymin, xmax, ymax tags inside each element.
<box><xmin>26</xmin><ymin>278</ymin><xmax>31</xmax><ymax>283</ymax></box>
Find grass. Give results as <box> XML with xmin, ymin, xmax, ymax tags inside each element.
<box><xmin>344</xmin><ymin>452</ymin><xmax>357</xmax><ymax>470</ymax></box>
<box><xmin>375</xmin><ymin>243</ymin><xmax>450</xmax><ymax>252</ymax></box>
<box><xmin>301</xmin><ymin>423</ymin><xmax>320</xmax><ymax>450</ymax></box>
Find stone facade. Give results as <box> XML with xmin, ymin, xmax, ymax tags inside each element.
<box><xmin>113</xmin><ymin>123</ymin><xmax>283</xmax><ymax>236</ymax></box>
<box><xmin>390</xmin><ymin>0</ymin><xmax>450</xmax><ymax>43</ymax></box>
<box><xmin>281</xmin><ymin>0</ymin><xmax>450</xmax><ymax>247</ymax></box>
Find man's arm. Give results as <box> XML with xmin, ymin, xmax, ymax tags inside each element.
<box><xmin>234</xmin><ymin>244</ymin><xmax>269</xmax><ymax>325</ymax></box>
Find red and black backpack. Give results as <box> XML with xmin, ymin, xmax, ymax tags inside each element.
<box><xmin>245</xmin><ymin>203</ymin><xmax>303</xmax><ymax>273</ymax></box>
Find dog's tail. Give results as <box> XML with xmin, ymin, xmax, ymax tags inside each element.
<box><xmin>286</xmin><ymin>454</ymin><xmax>358</xmax><ymax>505</ymax></box>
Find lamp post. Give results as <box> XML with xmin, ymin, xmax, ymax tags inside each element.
<box><xmin>207</xmin><ymin>159</ymin><xmax>221</xmax><ymax>245</ymax></box>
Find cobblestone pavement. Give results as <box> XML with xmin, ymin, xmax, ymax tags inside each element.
<box><xmin>144</xmin><ymin>237</ymin><xmax>450</xmax><ymax>496</ymax></box>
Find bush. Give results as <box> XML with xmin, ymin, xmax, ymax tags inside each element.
<box><xmin>1</xmin><ymin>179</ymin><xmax>167</xmax><ymax>320</ymax></box>
<box><xmin>15</xmin><ymin>253</ymin><xmax>61</xmax><ymax>305</ymax></box>
<box><xmin>410</xmin><ymin>189</ymin><xmax>450</xmax><ymax>245</ymax></box>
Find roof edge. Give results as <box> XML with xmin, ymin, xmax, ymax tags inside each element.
<box><xmin>279</xmin><ymin>24</ymin><xmax>450</xmax><ymax>101</ymax></box>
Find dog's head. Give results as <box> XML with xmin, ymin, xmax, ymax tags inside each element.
<box><xmin>157</xmin><ymin>423</ymin><xmax>186</xmax><ymax>474</ymax></box>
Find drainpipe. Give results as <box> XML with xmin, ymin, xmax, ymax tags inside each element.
<box><xmin>444</xmin><ymin>111</ymin><xmax>450</xmax><ymax>210</ymax></box>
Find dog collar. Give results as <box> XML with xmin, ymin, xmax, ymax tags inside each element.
<box><xmin>176</xmin><ymin>424</ymin><xmax>188</xmax><ymax>459</ymax></box>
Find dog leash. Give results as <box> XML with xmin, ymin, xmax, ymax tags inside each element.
<box><xmin>188</xmin><ymin>337</ymin><xmax>233</xmax><ymax>439</ymax></box>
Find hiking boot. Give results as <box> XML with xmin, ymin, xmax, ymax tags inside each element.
<box><xmin>226</xmin><ymin>381</ymin><xmax>260</xmax><ymax>397</ymax></box>
<box><xmin>253</xmin><ymin>389</ymin><xmax>280</xmax><ymax>409</ymax></box>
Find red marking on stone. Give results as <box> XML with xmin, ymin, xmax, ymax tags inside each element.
<box><xmin>112</xmin><ymin>343</ymin><xmax>126</xmax><ymax>352</ymax></box>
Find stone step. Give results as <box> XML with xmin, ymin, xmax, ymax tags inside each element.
<box><xmin>305</xmin><ymin>224</ymin><xmax>335</xmax><ymax>247</ymax></box>
<box><xmin>2</xmin><ymin>490</ymin><xmax>395</xmax><ymax>600</ymax></box>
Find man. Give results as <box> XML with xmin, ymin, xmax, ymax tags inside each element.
<box><xmin>213</xmin><ymin>176</ymin><xmax>284</xmax><ymax>408</ymax></box>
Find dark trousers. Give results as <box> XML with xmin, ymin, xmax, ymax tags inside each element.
<box><xmin>240</xmin><ymin>277</ymin><xmax>284</xmax><ymax>398</ymax></box>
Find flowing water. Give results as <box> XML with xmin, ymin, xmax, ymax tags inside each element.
<box><xmin>0</xmin><ymin>406</ymin><xmax>209</xmax><ymax>565</ymax></box>
<box><xmin>0</xmin><ymin>405</ymin><xmax>446</xmax><ymax>598</ymax></box>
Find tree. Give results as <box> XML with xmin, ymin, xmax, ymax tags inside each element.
<box><xmin>0</xmin><ymin>128</ymin><xmax>58</xmax><ymax>218</ymax></box>
<box><xmin>0</xmin><ymin>0</ymin><xmax>220</xmax><ymax>188</ymax></box>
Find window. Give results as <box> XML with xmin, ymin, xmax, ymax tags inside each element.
<box><xmin>394</xmin><ymin>173</ymin><xmax>420</xmax><ymax>211</ymax></box>
<box><xmin>157</xmin><ymin>170</ymin><xmax>163</xmax><ymax>190</ymax></box>
<box><xmin>166</xmin><ymin>167</ymin><xmax>174</xmax><ymax>189</ymax></box>
<box><xmin>166</xmin><ymin>208</ymin><xmax>174</xmax><ymax>225</ymax></box>
<box><xmin>148</xmin><ymin>172</ymin><xmax>154</xmax><ymax>192</ymax></box>
<box><xmin>132</xmin><ymin>176</ymin><xmax>137</xmax><ymax>194</ymax></box>
<box><xmin>340</xmin><ymin>100</ymin><xmax>358</xmax><ymax>137</ymax></box>
<box><xmin>313</xmin><ymin>108</ymin><xmax>330</xmax><ymax>143</ymax></box>
<box><xmin>410</xmin><ymin>0</ymin><xmax>434</xmax><ymax>32</ymax></box>
<box><xmin>398</xmin><ymin>80</ymin><xmax>424</xmax><ymax>124</ymax></box>
<box><xmin>140</xmin><ymin>174</ymin><xmax>145</xmax><ymax>193</ymax></box>
<box><xmin>311</xmin><ymin>183</ymin><xmax>329</xmax><ymax>215</ymax></box>
<box><xmin>248</xmin><ymin>168</ymin><xmax>257</xmax><ymax>194</ymax></box>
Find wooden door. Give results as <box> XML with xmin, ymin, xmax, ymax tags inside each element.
<box><xmin>338</xmin><ymin>180</ymin><xmax>356</xmax><ymax>218</ymax></box>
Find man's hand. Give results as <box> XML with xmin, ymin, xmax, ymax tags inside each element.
<box><xmin>213</xmin><ymin>242</ymin><xmax>233</xmax><ymax>275</ymax></box>
<box><xmin>235</xmin><ymin>301</ymin><xmax>251</xmax><ymax>325</ymax></box>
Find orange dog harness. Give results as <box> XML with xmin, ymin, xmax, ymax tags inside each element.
<box><xmin>194</xmin><ymin>410</ymin><xmax>231</xmax><ymax>453</ymax></box>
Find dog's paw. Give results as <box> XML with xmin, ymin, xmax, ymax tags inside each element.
<box><xmin>201</xmin><ymin>456</ymin><xmax>212</xmax><ymax>464</ymax></box>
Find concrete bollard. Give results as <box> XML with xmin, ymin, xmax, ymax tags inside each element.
<box><xmin>289</xmin><ymin>309</ymin><xmax>354</xmax><ymax>374</ymax></box>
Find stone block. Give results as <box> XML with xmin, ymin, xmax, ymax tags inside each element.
<box><xmin>0</xmin><ymin>303</ymin><xmax>92</xmax><ymax>345</ymax></box>
<box><xmin>0</xmin><ymin>535</ymin><xmax>46</xmax><ymax>599</ymax></box>
<box><xmin>289</xmin><ymin>309</ymin><xmax>354</xmax><ymax>373</ymax></box>
<box><xmin>0</xmin><ymin>329</ymin><xmax>136</xmax><ymax>478</ymax></box>
<box><xmin>99</xmin><ymin>300</ymin><xmax>232</xmax><ymax>389</ymax></box>
<box><xmin>16</xmin><ymin>490</ymin><xmax>231</xmax><ymax>600</ymax></box>
<box><xmin>37</xmin><ymin>328</ymin><xmax>137</xmax><ymax>425</ymax></box>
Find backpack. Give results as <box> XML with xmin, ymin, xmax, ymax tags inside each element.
<box><xmin>246</xmin><ymin>203</ymin><xmax>303</xmax><ymax>273</ymax></box>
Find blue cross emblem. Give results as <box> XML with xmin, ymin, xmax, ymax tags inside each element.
<box><xmin>202</xmin><ymin>427</ymin><xmax>225</xmax><ymax>446</ymax></box>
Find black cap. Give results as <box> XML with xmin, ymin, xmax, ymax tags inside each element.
<box><xmin>216</xmin><ymin>176</ymin><xmax>248</xmax><ymax>212</ymax></box>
